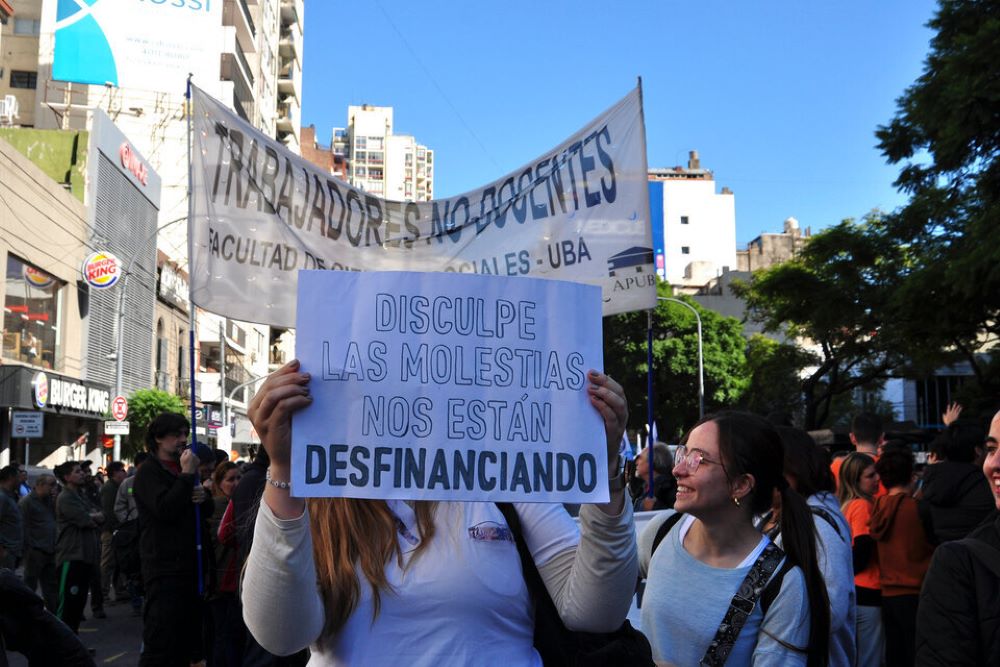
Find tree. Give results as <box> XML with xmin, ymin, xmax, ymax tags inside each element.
<box><xmin>603</xmin><ymin>281</ymin><xmax>749</xmax><ymax>440</ymax></box>
<box><xmin>740</xmin><ymin>334</ymin><xmax>816</xmax><ymax>420</ymax></box>
<box><xmin>733</xmin><ymin>215</ymin><xmax>907</xmax><ymax>429</ymax></box>
<box><xmin>875</xmin><ymin>0</ymin><xmax>1000</xmax><ymax>400</ymax></box>
<box><xmin>124</xmin><ymin>389</ymin><xmax>186</xmax><ymax>460</ymax></box>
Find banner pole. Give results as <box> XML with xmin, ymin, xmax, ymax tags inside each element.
<box><xmin>646</xmin><ymin>309</ymin><xmax>654</xmax><ymax>499</ymax></box>
<box><xmin>186</xmin><ymin>74</ymin><xmax>205</xmax><ymax>597</ymax></box>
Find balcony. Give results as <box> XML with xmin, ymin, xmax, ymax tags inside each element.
<box><xmin>279</xmin><ymin>22</ymin><xmax>302</xmax><ymax>61</ymax></box>
<box><xmin>280</xmin><ymin>0</ymin><xmax>303</xmax><ymax>31</ymax></box>
<box><xmin>276</xmin><ymin>97</ymin><xmax>298</xmax><ymax>133</ymax></box>
<box><xmin>223</xmin><ymin>0</ymin><xmax>257</xmax><ymax>52</ymax></box>
<box><xmin>278</xmin><ymin>58</ymin><xmax>300</xmax><ymax>100</ymax></box>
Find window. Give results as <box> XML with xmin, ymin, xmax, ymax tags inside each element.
<box><xmin>355</xmin><ymin>150</ymin><xmax>366</xmax><ymax>162</ymax></box>
<box><xmin>367</xmin><ymin>136</ymin><xmax>384</xmax><ymax>151</ymax></box>
<box><xmin>681</xmin><ymin>216</ymin><xmax>689</xmax><ymax>225</ymax></box>
<box><xmin>355</xmin><ymin>137</ymin><xmax>366</xmax><ymax>150</ymax></box>
<box><xmin>10</xmin><ymin>71</ymin><xmax>37</xmax><ymax>90</ymax></box>
<box><xmin>2</xmin><ymin>256</ymin><xmax>63</xmax><ymax>370</ymax></box>
<box><xmin>14</xmin><ymin>19</ymin><xmax>40</xmax><ymax>35</ymax></box>
<box><xmin>681</xmin><ymin>246</ymin><xmax>690</xmax><ymax>255</ymax></box>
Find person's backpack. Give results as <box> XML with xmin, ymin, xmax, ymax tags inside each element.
<box><xmin>496</xmin><ymin>503</ymin><xmax>654</xmax><ymax>667</ymax></box>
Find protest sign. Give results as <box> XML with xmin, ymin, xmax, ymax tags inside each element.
<box><xmin>190</xmin><ymin>85</ymin><xmax>655</xmax><ymax>328</ymax></box>
<box><xmin>291</xmin><ymin>270</ymin><xmax>608</xmax><ymax>503</ymax></box>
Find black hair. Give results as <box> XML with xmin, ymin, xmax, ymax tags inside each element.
<box><xmin>932</xmin><ymin>420</ymin><xmax>984</xmax><ymax>463</ymax></box>
<box><xmin>697</xmin><ymin>411</ymin><xmax>830</xmax><ymax>667</ymax></box>
<box><xmin>776</xmin><ymin>426</ymin><xmax>835</xmax><ymax>497</ymax></box>
<box><xmin>0</xmin><ymin>465</ymin><xmax>18</xmax><ymax>483</ymax></box>
<box><xmin>107</xmin><ymin>461</ymin><xmax>126</xmax><ymax>475</ymax></box>
<box><xmin>875</xmin><ymin>449</ymin><xmax>914</xmax><ymax>489</ymax></box>
<box><xmin>851</xmin><ymin>413</ymin><xmax>883</xmax><ymax>446</ymax></box>
<box><xmin>146</xmin><ymin>412</ymin><xmax>190</xmax><ymax>452</ymax></box>
<box><xmin>54</xmin><ymin>461</ymin><xmax>79</xmax><ymax>483</ymax></box>
<box><xmin>134</xmin><ymin>452</ymin><xmax>150</xmax><ymax>467</ymax></box>
<box><xmin>213</xmin><ymin>448</ymin><xmax>230</xmax><ymax>467</ymax></box>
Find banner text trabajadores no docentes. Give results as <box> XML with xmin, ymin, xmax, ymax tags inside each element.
<box><xmin>190</xmin><ymin>85</ymin><xmax>656</xmax><ymax>327</ymax></box>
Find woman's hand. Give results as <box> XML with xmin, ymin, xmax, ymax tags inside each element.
<box><xmin>586</xmin><ymin>370</ymin><xmax>628</xmax><ymax>466</ymax></box>
<box><xmin>247</xmin><ymin>360</ymin><xmax>312</xmax><ymax>473</ymax></box>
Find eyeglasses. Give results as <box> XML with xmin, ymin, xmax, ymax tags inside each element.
<box><xmin>673</xmin><ymin>446</ymin><xmax>722</xmax><ymax>474</ymax></box>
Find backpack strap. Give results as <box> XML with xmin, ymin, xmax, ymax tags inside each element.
<box><xmin>651</xmin><ymin>511</ymin><xmax>685</xmax><ymax>557</ymax></box>
<box><xmin>759</xmin><ymin>557</ymin><xmax>794</xmax><ymax>617</ymax></box>
<box><xmin>809</xmin><ymin>506</ymin><xmax>845</xmax><ymax>542</ymax></box>
<box><xmin>699</xmin><ymin>542</ymin><xmax>786</xmax><ymax>667</ymax></box>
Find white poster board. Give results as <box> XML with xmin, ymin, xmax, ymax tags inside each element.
<box><xmin>292</xmin><ymin>271</ymin><xmax>608</xmax><ymax>503</ymax></box>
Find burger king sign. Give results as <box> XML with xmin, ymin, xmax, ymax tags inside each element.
<box><xmin>82</xmin><ymin>252</ymin><xmax>121</xmax><ymax>289</ymax></box>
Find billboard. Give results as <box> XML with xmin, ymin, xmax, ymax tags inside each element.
<box><xmin>52</xmin><ymin>0</ymin><xmax>223</xmax><ymax>93</ymax></box>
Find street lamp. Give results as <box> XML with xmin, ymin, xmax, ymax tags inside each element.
<box><xmin>111</xmin><ymin>216</ymin><xmax>185</xmax><ymax>461</ymax></box>
<box><xmin>222</xmin><ymin>372</ymin><xmax>268</xmax><ymax>434</ymax></box>
<box><xmin>657</xmin><ymin>296</ymin><xmax>704</xmax><ymax>419</ymax></box>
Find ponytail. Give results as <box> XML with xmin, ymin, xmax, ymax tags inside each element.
<box><xmin>778</xmin><ymin>484</ymin><xmax>830</xmax><ymax>667</ymax></box>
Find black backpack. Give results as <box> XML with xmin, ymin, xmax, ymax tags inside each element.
<box><xmin>496</xmin><ymin>503</ymin><xmax>654</xmax><ymax>667</ymax></box>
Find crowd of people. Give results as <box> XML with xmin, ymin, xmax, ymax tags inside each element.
<box><xmin>1</xmin><ymin>365</ymin><xmax>999</xmax><ymax>666</ymax></box>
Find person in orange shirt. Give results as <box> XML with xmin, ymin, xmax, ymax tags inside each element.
<box><xmin>839</xmin><ymin>452</ymin><xmax>883</xmax><ymax>667</ymax></box>
<box><xmin>870</xmin><ymin>448</ymin><xmax>934</xmax><ymax>667</ymax></box>
<box><xmin>832</xmin><ymin>413</ymin><xmax>887</xmax><ymax>497</ymax></box>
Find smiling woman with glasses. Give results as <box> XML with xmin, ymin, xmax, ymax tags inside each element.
<box><xmin>637</xmin><ymin>411</ymin><xmax>831</xmax><ymax>667</ymax></box>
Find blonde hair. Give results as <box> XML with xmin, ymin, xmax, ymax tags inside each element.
<box><xmin>837</xmin><ymin>452</ymin><xmax>876</xmax><ymax>511</ymax></box>
<box><xmin>307</xmin><ymin>498</ymin><xmax>436</xmax><ymax>637</ymax></box>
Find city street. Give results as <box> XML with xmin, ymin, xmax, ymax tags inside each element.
<box><xmin>5</xmin><ymin>598</ymin><xmax>143</xmax><ymax>666</ymax></box>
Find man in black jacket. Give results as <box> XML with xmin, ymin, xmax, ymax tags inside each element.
<box><xmin>920</xmin><ymin>421</ymin><xmax>994</xmax><ymax>542</ymax></box>
<box><xmin>133</xmin><ymin>412</ymin><xmax>213</xmax><ymax>667</ymax></box>
<box><xmin>917</xmin><ymin>410</ymin><xmax>1000</xmax><ymax>665</ymax></box>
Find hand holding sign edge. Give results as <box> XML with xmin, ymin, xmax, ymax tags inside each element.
<box><xmin>248</xmin><ymin>359</ymin><xmax>312</xmax><ymax>518</ymax></box>
<box><xmin>586</xmin><ymin>369</ymin><xmax>628</xmax><ymax>514</ymax></box>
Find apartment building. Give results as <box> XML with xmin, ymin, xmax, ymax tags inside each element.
<box><xmin>341</xmin><ymin>103</ymin><xmax>434</xmax><ymax>200</ymax></box>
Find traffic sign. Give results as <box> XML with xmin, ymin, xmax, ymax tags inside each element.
<box><xmin>105</xmin><ymin>420</ymin><xmax>130</xmax><ymax>435</ymax></box>
<box><xmin>112</xmin><ymin>395</ymin><xmax>128</xmax><ymax>421</ymax></box>
<box><xmin>11</xmin><ymin>411</ymin><xmax>43</xmax><ymax>438</ymax></box>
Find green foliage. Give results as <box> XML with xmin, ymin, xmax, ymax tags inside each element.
<box><xmin>874</xmin><ymin>0</ymin><xmax>1000</xmax><ymax>400</ymax></box>
<box><xmin>733</xmin><ymin>214</ymin><xmax>906</xmax><ymax>429</ymax></box>
<box><xmin>123</xmin><ymin>389</ymin><xmax>186</xmax><ymax>460</ymax></box>
<box><xmin>739</xmin><ymin>335</ymin><xmax>816</xmax><ymax>419</ymax></box>
<box><xmin>603</xmin><ymin>281</ymin><xmax>749</xmax><ymax>440</ymax></box>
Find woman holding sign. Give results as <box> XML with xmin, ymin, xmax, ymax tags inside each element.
<box><xmin>242</xmin><ymin>360</ymin><xmax>638</xmax><ymax>665</ymax></box>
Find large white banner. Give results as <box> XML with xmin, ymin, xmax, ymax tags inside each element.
<box><xmin>190</xmin><ymin>85</ymin><xmax>656</xmax><ymax>328</ymax></box>
<box><xmin>52</xmin><ymin>0</ymin><xmax>222</xmax><ymax>93</ymax></box>
<box><xmin>292</xmin><ymin>271</ymin><xmax>607</xmax><ymax>503</ymax></box>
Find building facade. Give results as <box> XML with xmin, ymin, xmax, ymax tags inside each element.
<box><xmin>341</xmin><ymin>103</ymin><xmax>434</xmax><ymax>200</ymax></box>
<box><xmin>648</xmin><ymin>151</ymin><xmax>736</xmax><ymax>288</ymax></box>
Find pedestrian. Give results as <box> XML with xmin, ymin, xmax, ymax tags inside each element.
<box><xmin>629</xmin><ymin>442</ymin><xmax>676</xmax><ymax>511</ymax></box>
<box><xmin>133</xmin><ymin>412</ymin><xmax>213</xmax><ymax>666</ymax></box>
<box><xmin>99</xmin><ymin>461</ymin><xmax>127</xmax><ymax>603</ymax></box>
<box><xmin>16</xmin><ymin>461</ymin><xmax>32</xmax><ymax>498</ymax></box>
<box><xmin>870</xmin><ymin>448</ymin><xmax>935</xmax><ymax>667</ymax></box>
<box><xmin>19</xmin><ymin>472</ymin><xmax>60</xmax><ymax>611</ymax></box>
<box><xmin>832</xmin><ymin>413</ymin><xmax>886</xmax><ymax>493</ymax></box>
<box><xmin>206</xmin><ymin>461</ymin><xmax>244</xmax><ymax>666</ymax></box>
<box><xmin>639</xmin><ymin>412</ymin><xmax>830</xmax><ymax>666</ymax></box>
<box><xmin>919</xmin><ymin>420</ymin><xmax>993</xmax><ymax>542</ymax></box>
<box><xmin>54</xmin><ymin>460</ymin><xmax>103</xmax><ymax>634</ymax></box>
<box><xmin>78</xmin><ymin>459</ymin><xmax>106</xmax><ymax>619</ymax></box>
<box><xmin>0</xmin><ymin>464</ymin><xmax>23</xmax><ymax>570</ymax></box>
<box><xmin>242</xmin><ymin>361</ymin><xmax>638</xmax><ymax>665</ymax></box>
<box><xmin>838</xmin><ymin>452</ymin><xmax>883</xmax><ymax>667</ymax></box>
<box><xmin>916</xmin><ymin>408</ymin><xmax>1000</xmax><ymax>665</ymax></box>
<box><xmin>757</xmin><ymin>427</ymin><xmax>856</xmax><ymax>667</ymax></box>
<box><xmin>114</xmin><ymin>451</ymin><xmax>148</xmax><ymax>617</ymax></box>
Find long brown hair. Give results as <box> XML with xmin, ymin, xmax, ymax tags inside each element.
<box><xmin>837</xmin><ymin>452</ymin><xmax>876</xmax><ymax>510</ymax></box>
<box><xmin>307</xmin><ymin>498</ymin><xmax>437</xmax><ymax>637</ymax></box>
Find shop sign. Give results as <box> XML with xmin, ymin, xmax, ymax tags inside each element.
<box><xmin>33</xmin><ymin>371</ymin><xmax>111</xmax><ymax>416</ymax></box>
<box><xmin>23</xmin><ymin>265</ymin><xmax>55</xmax><ymax>288</ymax></box>
<box><xmin>158</xmin><ymin>264</ymin><xmax>190</xmax><ymax>310</ymax></box>
<box><xmin>82</xmin><ymin>252</ymin><xmax>121</xmax><ymax>289</ymax></box>
<box><xmin>119</xmin><ymin>143</ymin><xmax>149</xmax><ymax>186</ymax></box>
<box><xmin>11</xmin><ymin>411</ymin><xmax>43</xmax><ymax>438</ymax></box>
<box><xmin>105</xmin><ymin>420</ymin><xmax>130</xmax><ymax>435</ymax></box>
<box><xmin>195</xmin><ymin>405</ymin><xmax>222</xmax><ymax>428</ymax></box>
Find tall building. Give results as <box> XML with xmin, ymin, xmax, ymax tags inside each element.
<box><xmin>648</xmin><ymin>151</ymin><xmax>736</xmax><ymax>288</ymax></box>
<box><xmin>341</xmin><ymin>104</ymin><xmax>434</xmax><ymax>200</ymax></box>
<box><xmin>0</xmin><ymin>0</ymin><xmax>306</xmax><ymax>454</ymax></box>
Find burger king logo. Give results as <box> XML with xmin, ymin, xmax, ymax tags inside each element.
<box><xmin>82</xmin><ymin>252</ymin><xmax>121</xmax><ymax>289</ymax></box>
<box><xmin>32</xmin><ymin>372</ymin><xmax>49</xmax><ymax>408</ymax></box>
<box><xmin>23</xmin><ymin>265</ymin><xmax>55</xmax><ymax>288</ymax></box>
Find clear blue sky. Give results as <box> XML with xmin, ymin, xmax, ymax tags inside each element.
<box><xmin>302</xmin><ymin>0</ymin><xmax>938</xmax><ymax>245</ymax></box>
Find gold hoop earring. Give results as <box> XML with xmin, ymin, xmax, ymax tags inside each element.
<box><xmin>732</xmin><ymin>496</ymin><xmax>741</xmax><ymax>508</ymax></box>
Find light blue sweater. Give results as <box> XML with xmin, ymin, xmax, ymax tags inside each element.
<box><xmin>639</xmin><ymin>512</ymin><xmax>810</xmax><ymax>666</ymax></box>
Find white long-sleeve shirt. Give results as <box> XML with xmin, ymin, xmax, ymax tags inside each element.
<box><xmin>243</xmin><ymin>499</ymin><xmax>637</xmax><ymax>666</ymax></box>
